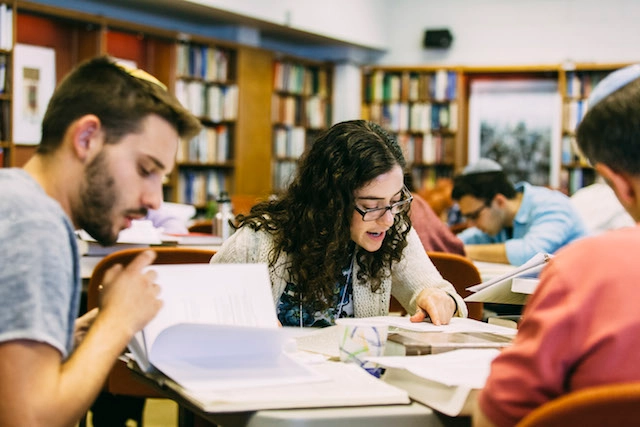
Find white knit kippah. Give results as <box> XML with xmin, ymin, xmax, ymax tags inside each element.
<box><xmin>462</xmin><ymin>158</ymin><xmax>503</xmax><ymax>175</ymax></box>
<box><xmin>588</xmin><ymin>63</ymin><xmax>640</xmax><ymax>108</ymax></box>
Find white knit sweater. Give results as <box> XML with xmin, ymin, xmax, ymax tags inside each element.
<box><xmin>210</xmin><ymin>226</ymin><xmax>468</xmax><ymax>318</ymax></box>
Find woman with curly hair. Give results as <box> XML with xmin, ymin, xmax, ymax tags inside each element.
<box><xmin>210</xmin><ymin>120</ymin><xmax>467</xmax><ymax>327</ymax></box>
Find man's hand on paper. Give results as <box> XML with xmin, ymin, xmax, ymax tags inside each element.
<box><xmin>99</xmin><ymin>250</ymin><xmax>163</xmax><ymax>335</ymax></box>
<box><xmin>410</xmin><ymin>288</ymin><xmax>456</xmax><ymax>325</ymax></box>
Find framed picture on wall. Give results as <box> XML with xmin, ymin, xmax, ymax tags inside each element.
<box><xmin>12</xmin><ymin>44</ymin><xmax>56</xmax><ymax>145</ymax></box>
<box><xmin>468</xmin><ymin>79</ymin><xmax>562</xmax><ymax>188</ymax></box>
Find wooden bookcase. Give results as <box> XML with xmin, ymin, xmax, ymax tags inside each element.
<box><xmin>361</xmin><ymin>66</ymin><xmax>462</xmax><ymax>193</ymax></box>
<box><xmin>4</xmin><ymin>1</ymin><xmax>279</xmax><ymax>213</ymax></box>
<box><xmin>234</xmin><ymin>45</ymin><xmax>273</xmax><ymax>199</ymax></box>
<box><xmin>0</xmin><ymin>1</ymin><xmax>15</xmax><ymax>167</ymax></box>
<box><xmin>271</xmin><ymin>56</ymin><xmax>332</xmax><ymax>192</ymax></box>
<box><xmin>557</xmin><ymin>62</ymin><xmax>631</xmax><ymax>194</ymax></box>
<box><xmin>169</xmin><ymin>38</ymin><xmax>239</xmax><ymax>209</ymax></box>
<box><xmin>11</xmin><ymin>2</ymin><xmax>103</xmax><ymax>167</ymax></box>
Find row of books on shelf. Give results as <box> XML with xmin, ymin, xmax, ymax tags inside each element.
<box><xmin>365</xmin><ymin>102</ymin><xmax>457</xmax><ymax>133</ymax></box>
<box><xmin>561</xmin><ymin>135</ymin><xmax>589</xmax><ymax>165</ymax></box>
<box><xmin>272</xmin><ymin>161</ymin><xmax>297</xmax><ymax>192</ymax></box>
<box><xmin>272</xmin><ymin>94</ymin><xmax>329</xmax><ymax>129</ymax></box>
<box><xmin>0</xmin><ymin>54</ymin><xmax>7</xmax><ymax>94</ymax></box>
<box><xmin>562</xmin><ymin>99</ymin><xmax>588</xmax><ymax>133</ymax></box>
<box><xmin>565</xmin><ymin>70</ymin><xmax>609</xmax><ymax>98</ymax></box>
<box><xmin>176</xmin><ymin>169</ymin><xmax>227</xmax><ymax>206</ymax></box>
<box><xmin>175</xmin><ymin>80</ymin><xmax>238</xmax><ymax>123</ymax></box>
<box><xmin>398</xmin><ymin>133</ymin><xmax>455</xmax><ymax>165</ymax></box>
<box><xmin>273</xmin><ymin>126</ymin><xmax>308</xmax><ymax>159</ymax></box>
<box><xmin>410</xmin><ymin>167</ymin><xmax>453</xmax><ymax>191</ymax></box>
<box><xmin>273</xmin><ymin>61</ymin><xmax>329</xmax><ymax>96</ymax></box>
<box><xmin>177</xmin><ymin>125</ymin><xmax>232</xmax><ymax>164</ymax></box>
<box><xmin>0</xmin><ymin>4</ymin><xmax>12</xmax><ymax>51</ymax></box>
<box><xmin>365</xmin><ymin>69</ymin><xmax>457</xmax><ymax>103</ymax></box>
<box><xmin>560</xmin><ymin>167</ymin><xmax>595</xmax><ymax>195</ymax></box>
<box><xmin>176</xmin><ymin>43</ymin><xmax>231</xmax><ymax>82</ymax></box>
<box><xmin>0</xmin><ymin>100</ymin><xmax>8</xmax><ymax>141</ymax></box>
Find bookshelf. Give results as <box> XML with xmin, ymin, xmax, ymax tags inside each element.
<box><xmin>271</xmin><ymin>57</ymin><xmax>332</xmax><ymax>192</ymax></box>
<box><xmin>0</xmin><ymin>1</ymin><xmax>14</xmax><ymax>167</ymax></box>
<box><xmin>171</xmin><ymin>39</ymin><xmax>239</xmax><ymax>209</ymax></box>
<box><xmin>6</xmin><ymin>2</ymin><xmax>278</xmax><ymax>215</ymax></box>
<box><xmin>558</xmin><ymin>63</ymin><xmax>631</xmax><ymax>194</ymax></box>
<box><xmin>361</xmin><ymin>66</ymin><xmax>461</xmax><ymax>192</ymax></box>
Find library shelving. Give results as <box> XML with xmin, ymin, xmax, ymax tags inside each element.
<box><xmin>172</xmin><ymin>40</ymin><xmax>239</xmax><ymax>209</ymax></box>
<box><xmin>271</xmin><ymin>57</ymin><xmax>332</xmax><ymax>192</ymax></box>
<box><xmin>0</xmin><ymin>1</ymin><xmax>14</xmax><ymax>168</ymax></box>
<box><xmin>558</xmin><ymin>63</ymin><xmax>631</xmax><ymax>195</ymax></box>
<box><xmin>361</xmin><ymin>66</ymin><xmax>462</xmax><ymax>192</ymax></box>
<box><xmin>5</xmin><ymin>1</ymin><xmax>280</xmax><ymax>212</ymax></box>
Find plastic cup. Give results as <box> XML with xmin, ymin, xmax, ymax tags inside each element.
<box><xmin>336</xmin><ymin>318</ymin><xmax>389</xmax><ymax>377</ymax></box>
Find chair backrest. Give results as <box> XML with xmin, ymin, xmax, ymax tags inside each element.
<box><xmin>86</xmin><ymin>246</ymin><xmax>217</xmax><ymax>397</ymax></box>
<box><xmin>231</xmin><ymin>193</ymin><xmax>262</xmax><ymax>216</ymax></box>
<box><xmin>426</xmin><ymin>251</ymin><xmax>483</xmax><ymax>321</ymax></box>
<box><xmin>516</xmin><ymin>382</ymin><xmax>640</xmax><ymax>427</ymax></box>
<box><xmin>187</xmin><ymin>220</ymin><xmax>214</xmax><ymax>234</ymax></box>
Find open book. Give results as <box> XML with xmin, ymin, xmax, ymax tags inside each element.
<box><xmin>464</xmin><ymin>252</ymin><xmax>551</xmax><ymax>304</ymax></box>
<box><xmin>129</xmin><ymin>263</ymin><xmax>409</xmax><ymax>412</ymax></box>
<box><xmin>129</xmin><ymin>264</ymin><xmax>322</xmax><ymax>390</ymax></box>
<box><xmin>369</xmin><ymin>348</ymin><xmax>501</xmax><ymax>416</ymax></box>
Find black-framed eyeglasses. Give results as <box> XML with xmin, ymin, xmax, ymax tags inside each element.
<box><xmin>354</xmin><ymin>186</ymin><xmax>413</xmax><ymax>222</ymax></box>
<box><xmin>461</xmin><ymin>201</ymin><xmax>489</xmax><ymax>222</ymax></box>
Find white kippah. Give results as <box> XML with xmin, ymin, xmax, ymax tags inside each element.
<box><xmin>462</xmin><ymin>158</ymin><xmax>503</xmax><ymax>175</ymax></box>
<box><xmin>588</xmin><ymin>63</ymin><xmax>640</xmax><ymax>108</ymax></box>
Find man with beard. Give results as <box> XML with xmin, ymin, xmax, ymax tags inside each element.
<box><xmin>0</xmin><ymin>56</ymin><xmax>201</xmax><ymax>426</ymax></box>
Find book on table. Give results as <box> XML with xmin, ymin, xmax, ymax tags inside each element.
<box><xmin>128</xmin><ymin>263</ymin><xmax>409</xmax><ymax>412</ymax></box>
<box><xmin>386</xmin><ymin>330</ymin><xmax>513</xmax><ymax>356</ymax></box>
<box><xmin>464</xmin><ymin>252</ymin><xmax>551</xmax><ymax>304</ymax></box>
<box><xmin>369</xmin><ymin>348</ymin><xmax>501</xmax><ymax>417</ymax></box>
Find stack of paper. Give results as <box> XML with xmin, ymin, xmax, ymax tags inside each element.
<box><xmin>370</xmin><ymin>349</ymin><xmax>501</xmax><ymax>416</ymax></box>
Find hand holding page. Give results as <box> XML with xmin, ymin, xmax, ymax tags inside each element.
<box><xmin>129</xmin><ymin>263</ymin><xmax>323</xmax><ymax>391</ymax></box>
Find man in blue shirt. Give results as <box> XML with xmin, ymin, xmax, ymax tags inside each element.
<box><xmin>452</xmin><ymin>158</ymin><xmax>587</xmax><ymax>266</ymax></box>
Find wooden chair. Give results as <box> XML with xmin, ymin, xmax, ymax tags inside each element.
<box><xmin>86</xmin><ymin>247</ymin><xmax>217</xmax><ymax>399</ymax></box>
<box><xmin>426</xmin><ymin>251</ymin><xmax>483</xmax><ymax>321</ymax></box>
<box><xmin>188</xmin><ymin>219</ymin><xmax>213</xmax><ymax>234</ymax></box>
<box><xmin>231</xmin><ymin>193</ymin><xmax>262</xmax><ymax>216</ymax></box>
<box><xmin>516</xmin><ymin>382</ymin><xmax>640</xmax><ymax>427</ymax></box>
<box><xmin>388</xmin><ymin>251</ymin><xmax>483</xmax><ymax>320</ymax></box>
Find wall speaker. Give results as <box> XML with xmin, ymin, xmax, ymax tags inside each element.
<box><xmin>423</xmin><ymin>29</ymin><xmax>453</xmax><ymax>49</ymax></box>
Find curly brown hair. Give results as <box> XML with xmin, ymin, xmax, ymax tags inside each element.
<box><xmin>235</xmin><ymin>120</ymin><xmax>411</xmax><ymax>310</ymax></box>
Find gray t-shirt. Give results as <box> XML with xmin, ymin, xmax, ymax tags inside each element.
<box><xmin>0</xmin><ymin>168</ymin><xmax>81</xmax><ymax>358</ymax></box>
